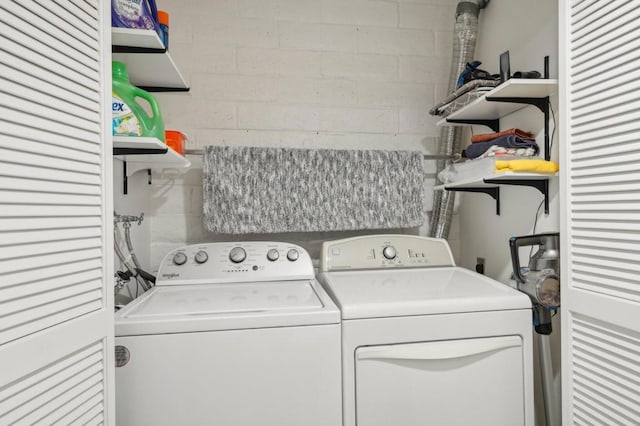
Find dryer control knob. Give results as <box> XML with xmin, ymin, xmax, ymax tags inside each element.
<box><xmin>287</xmin><ymin>249</ymin><xmax>299</xmax><ymax>261</ymax></box>
<box><xmin>382</xmin><ymin>246</ymin><xmax>397</xmax><ymax>260</ymax></box>
<box><xmin>267</xmin><ymin>249</ymin><xmax>279</xmax><ymax>261</ymax></box>
<box><xmin>172</xmin><ymin>252</ymin><xmax>188</xmax><ymax>266</ymax></box>
<box><xmin>194</xmin><ymin>250</ymin><xmax>209</xmax><ymax>264</ymax></box>
<box><xmin>229</xmin><ymin>247</ymin><xmax>247</xmax><ymax>264</ymax></box>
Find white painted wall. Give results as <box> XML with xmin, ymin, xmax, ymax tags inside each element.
<box><xmin>124</xmin><ymin>0</ymin><xmax>464</xmax><ymax>272</ymax></box>
<box><xmin>459</xmin><ymin>1</ymin><xmax>560</xmax><ymax>425</ymax></box>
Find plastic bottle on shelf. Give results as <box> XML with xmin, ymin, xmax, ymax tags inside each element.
<box><xmin>157</xmin><ymin>10</ymin><xmax>169</xmax><ymax>49</ymax></box>
<box><xmin>112</xmin><ymin>61</ymin><xmax>165</xmax><ymax>142</ymax></box>
<box><xmin>165</xmin><ymin>130</ymin><xmax>185</xmax><ymax>156</ymax></box>
<box><xmin>111</xmin><ymin>0</ymin><xmax>160</xmax><ymax>33</ymax></box>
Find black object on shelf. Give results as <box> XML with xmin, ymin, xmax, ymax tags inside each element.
<box><xmin>500</xmin><ymin>50</ymin><xmax>510</xmax><ymax>83</ymax></box>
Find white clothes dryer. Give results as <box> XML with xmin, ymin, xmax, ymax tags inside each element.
<box><xmin>318</xmin><ymin>235</ymin><xmax>534</xmax><ymax>426</ymax></box>
<box><xmin>115</xmin><ymin>242</ymin><xmax>341</xmax><ymax>426</ymax></box>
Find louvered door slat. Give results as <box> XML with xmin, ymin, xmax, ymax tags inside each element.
<box><xmin>2</xmin><ymin>279</ymin><xmax>101</xmax><ymax>316</ymax></box>
<box><xmin>0</xmin><ymin>107</ymin><xmax>100</xmax><ymax>146</ymax></box>
<box><xmin>573</xmin><ymin>19</ymin><xmax>640</xmax><ymax>73</ymax></box>
<box><xmin>0</xmin><ymin>21</ymin><xmax>97</xmax><ymax>91</ymax></box>
<box><xmin>562</xmin><ymin>1</ymin><xmax>640</xmax><ymax>422</ymax></box>
<box><xmin>0</xmin><ymin>216</ymin><xmax>102</xmax><ymax>232</ymax></box>
<box><xmin>0</xmin><ymin>205</ymin><xmax>102</xmax><ymax>217</ymax></box>
<box><xmin>1</xmin><ymin>292</ymin><xmax>103</xmax><ymax>345</ymax></box>
<box><xmin>0</xmin><ymin>137</ymin><xmax>100</xmax><ymax>164</ymax></box>
<box><xmin>1</xmin><ymin>268</ymin><xmax>102</xmax><ymax>300</ymax></box>
<box><xmin>0</xmin><ymin>237</ymin><xmax>102</xmax><ymax>261</ymax></box>
<box><xmin>52</xmin><ymin>393</ymin><xmax>104</xmax><ymax>426</ymax></box>
<box><xmin>0</xmin><ymin>342</ymin><xmax>105</xmax><ymax>424</ymax></box>
<box><xmin>0</xmin><ymin>248</ymin><xmax>103</xmax><ymax>276</ymax></box>
<box><xmin>2</xmin><ymin>2</ymin><xmax>99</xmax><ymax>71</ymax></box>
<box><xmin>572</xmin><ymin>91</ymin><xmax>640</xmax><ymax>119</ymax></box>
<box><xmin>571</xmin><ymin>2</ymin><xmax>635</xmax><ymax>48</ymax></box>
<box><xmin>2</xmin><ymin>78</ymin><xmax>100</xmax><ymax>124</ymax></box>
<box><xmin>25</xmin><ymin>0</ymin><xmax>99</xmax><ymax>41</ymax></box>
<box><xmin>1</xmin><ymin>226</ymin><xmax>101</xmax><ymax>246</ymax></box>
<box><xmin>46</xmin><ymin>0</ymin><xmax>99</xmax><ymax>33</ymax></box>
<box><xmin>0</xmin><ymin>162</ymin><xmax>100</xmax><ymax>185</ymax></box>
<box><xmin>0</xmin><ymin>177</ymin><xmax>101</xmax><ymax>197</ymax></box>
<box><xmin>572</xmin><ymin>150</ymin><xmax>640</xmax><ymax>167</ymax></box>
<box><xmin>0</xmin><ymin>148</ymin><xmax>101</xmax><ymax>175</ymax></box>
<box><xmin>1</xmin><ymin>258</ymin><xmax>102</xmax><ymax>289</ymax></box>
<box><xmin>0</xmin><ymin>59</ymin><xmax>99</xmax><ymax>111</ymax></box>
<box><xmin>0</xmin><ymin>191</ymin><xmax>101</xmax><ymax>206</ymax></box>
<box><xmin>18</xmin><ymin>373</ymin><xmax>103</xmax><ymax>426</ymax></box>
<box><xmin>53</xmin><ymin>0</ymin><xmax>99</xmax><ymax>30</ymax></box>
<box><xmin>0</xmin><ymin>121</ymin><xmax>100</xmax><ymax>154</ymax></box>
<box><xmin>1</xmin><ymin>82</ymin><xmax>101</xmax><ymax>132</ymax></box>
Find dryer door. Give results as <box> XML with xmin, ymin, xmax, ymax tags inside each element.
<box><xmin>355</xmin><ymin>335</ymin><xmax>525</xmax><ymax>426</ymax></box>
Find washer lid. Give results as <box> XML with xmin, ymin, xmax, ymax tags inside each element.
<box><xmin>115</xmin><ymin>280</ymin><xmax>340</xmax><ymax>336</ymax></box>
<box><xmin>320</xmin><ymin>267</ymin><xmax>530</xmax><ymax>320</ymax></box>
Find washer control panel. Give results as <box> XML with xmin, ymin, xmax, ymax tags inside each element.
<box><xmin>320</xmin><ymin>235</ymin><xmax>456</xmax><ymax>271</ymax></box>
<box><xmin>158</xmin><ymin>242</ymin><xmax>314</xmax><ymax>285</ymax></box>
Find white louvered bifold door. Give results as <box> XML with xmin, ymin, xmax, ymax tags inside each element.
<box><xmin>560</xmin><ymin>1</ymin><xmax>640</xmax><ymax>424</ymax></box>
<box><xmin>0</xmin><ymin>1</ymin><xmax>114</xmax><ymax>424</ymax></box>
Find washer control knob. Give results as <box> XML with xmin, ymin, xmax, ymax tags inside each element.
<box><xmin>382</xmin><ymin>246</ymin><xmax>397</xmax><ymax>260</ymax></box>
<box><xmin>229</xmin><ymin>247</ymin><xmax>247</xmax><ymax>264</ymax></box>
<box><xmin>287</xmin><ymin>249</ymin><xmax>299</xmax><ymax>262</ymax></box>
<box><xmin>172</xmin><ymin>252</ymin><xmax>187</xmax><ymax>266</ymax></box>
<box><xmin>267</xmin><ymin>249</ymin><xmax>279</xmax><ymax>262</ymax></box>
<box><xmin>194</xmin><ymin>250</ymin><xmax>209</xmax><ymax>264</ymax></box>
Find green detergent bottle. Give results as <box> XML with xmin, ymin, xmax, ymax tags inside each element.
<box><xmin>112</xmin><ymin>61</ymin><xmax>165</xmax><ymax>141</ymax></box>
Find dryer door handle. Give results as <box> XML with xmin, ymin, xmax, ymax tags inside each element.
<box><xmin>356</xmin><ymin>335</ymin><xmax>521</xmax><ymax>361</ymax></box>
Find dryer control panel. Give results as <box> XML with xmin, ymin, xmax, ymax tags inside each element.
<box><xmin>320</xmin><ymin>235</ymin><xmax>455</xmax><ymax>271</ymax></box>
<box><xmin>157</xmin><ymin>242</ymin><xmax>314</xmax><ymax>285</ymax></box>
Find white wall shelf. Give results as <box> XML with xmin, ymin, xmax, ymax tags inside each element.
<box><xmin>436</xmin><ymin>79</ymin><xmax>558</xmax><ymax>129</ymax></box>
<box><xmin>112</xmin><ymin>27</ymin><xmax>189</xmax><ymax>92</ymax></box>
<box><xmin>113</xmin><ymin>136</ymin><xmax>191</xmax><ymax>194</ymax></box>
<box><xmin>432</xmin><ymin>76</ymin><xmax>558</xmax><ymax>215</ymax></box>
<box><xmin>435</xmin><ymin>172</ymin><xmax>557</xmax><ymax>190</ymax></box>
<box><xmin>435</xmin><ymin>172</ymin><xmax>557</xmax><ymax>216</ymax></box>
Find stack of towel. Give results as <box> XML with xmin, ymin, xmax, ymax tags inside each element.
<box><xmin>464</xmin><ymin>128</ymin><xmax>539</xmax><ymax>159</ymax></box>
<box><xmin>437</xmin><ymin>128</ymin><xmax>559</xmax><ymax>184</ymax></box>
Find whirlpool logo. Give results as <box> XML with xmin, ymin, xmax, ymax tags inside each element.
<box><xmin>161</xmin><ymin>273</ymin><xmax>180</xmax><ymax>279</ymax></box>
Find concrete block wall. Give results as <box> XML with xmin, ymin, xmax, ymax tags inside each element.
<box><xmin>142</xmin><ymin>0</ymin><xmax>461</xmax><ymax>271</ymax></box>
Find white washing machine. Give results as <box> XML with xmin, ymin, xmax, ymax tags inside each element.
<box><xmin>318</xmin><ymin>235</ymin><xmax>534</xmax><ymax>426</ymax></box>
<box><xmin>114</xmin><ymin>242</ymin><xmax>341</xmax><ymax>426</ymax></box>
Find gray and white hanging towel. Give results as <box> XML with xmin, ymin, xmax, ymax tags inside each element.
<box><xmin>203</xmin><ymin>146</ymin><xmax>425</xmax><ymax>234</ymax></box>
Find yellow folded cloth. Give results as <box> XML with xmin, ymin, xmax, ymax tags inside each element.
<box><xmin>495</xmin><ymin>159</ymin><xmax>559</xmax><ymax>174</ymax></box>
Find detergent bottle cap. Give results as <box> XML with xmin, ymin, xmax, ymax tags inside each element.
<box><xmin>112</xmin><ymin>61</ymin><xmax>130</xmax><ymax>82</ymax></box>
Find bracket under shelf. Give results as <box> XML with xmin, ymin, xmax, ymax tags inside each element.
<box><xmin>440</xmin><ymin>177</ymin><xmax>551</xmax><ymax>216</ymax></box>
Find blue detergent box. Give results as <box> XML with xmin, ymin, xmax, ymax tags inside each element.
<box><xmin>112</xmin><ymin>0</ymin><xmax>160</xmax><ymax>33</ymax></box>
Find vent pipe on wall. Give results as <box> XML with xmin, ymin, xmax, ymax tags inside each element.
<box><xmin>428</xmin><ymin>1</ymin><xmax>484</xmax><ymax>239</ymax></box>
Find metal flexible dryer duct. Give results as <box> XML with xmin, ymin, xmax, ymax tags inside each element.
<box><xmin>429</xmin><ymin>1</ymin><xmax>481</xmax><ymax>239</ymax></box>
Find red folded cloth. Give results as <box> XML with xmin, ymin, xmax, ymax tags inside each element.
<box><xmin>470</xmin><ymin>128</ymin><xmax>535</xmax><ymax>143</ymax></box>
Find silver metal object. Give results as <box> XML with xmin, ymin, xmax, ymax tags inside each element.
<box><xmin>429</xmin><ymin>1</ymin><xmax>481</xmax><ymax>239</ymax></box>
<box><xmin>185</xmin><ymin>149</ymin><xmax>458</xmax><ymax>161</ymax></box>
